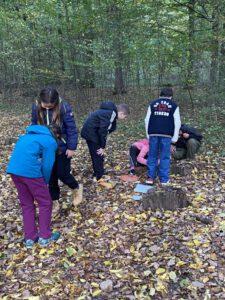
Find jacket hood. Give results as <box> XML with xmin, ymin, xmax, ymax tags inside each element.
<box><xmin>26</xmin><ymin>125</ymin><xmax>52</xmax><ymax>136</ymax></box>
<box><xmin>100</xmin><ymin>101</ymin><xmax>117</xmax><ymax>112</ymax></box>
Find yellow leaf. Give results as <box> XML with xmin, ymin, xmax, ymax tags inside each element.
<box><xmin>176</xmin><ymin>260</ymin><xmax>186</xmax><ymax>267</ymax></box>
<box><xmin>193</xmin><ymin>239</ymin><xmax>201</xmax><ymax>247</ymax></box>
<box><xmin>39</xmin><ymin>249</ymin><xmax>47</xmax><ymax>255</ymax></box>
<box><xmin>114</xmin><ymin>165</ymin><xmax>121</xmax><ymax>171</ymax></box>
<box><xmin>190</xmin><ymin>261</ymin><xmax>203</xmax><ymax>269</ymax></box>
<box><xmin>104</xmin><ymin>260</ymin><xmax>112</xmax><ymax>266</ymax></box>
<box><xmin>159</xmin><ymin>272</ymin><xmax>169</xmax><ymax>281</ymax></box>
<box><xmin>92</xmin><ymin>289</ymin><xmax>101</xmax><ymax>297</ymax></box>
<box><xmin>195</xmin><ymin>194</ymin><xmax>205</xmax><ymax>201</ymax></box>
<box><xmin>155</xmin><ymin>281</ymin><xmax>167</xmax><ymax>293</ymax></box>
<box><xmin>91</xmin><ymin>282</ymin><xmax>99</xmax><ymax>288</ymax></box>
<box><xmin>156</xmin><ymin>268</ymin><xmax>166</xmax><ymax>275</ymax></box>
<box><xmin>130</xmin><ymin>245</ymin><xmax>135</xmax><ymax>253</ymax></box>
<box><xmin>110</xmin><ymin>268</ymin><xmax>123</xmax><ymax>278</ymax></box>
<box><xmin>80</xmin><ymin>279</ymin><xmax>86</xmax><ymax>283</ymax></box>
<box><xmin>110</xmin><ymin>269</ymin><xmax>122</xmax><ymax>273</ymax></box>
<box><xmin>6</xmin><ymin>269</ymin><xmax>13</xmax><ymax>277</ymax></box>
<box><xmin>202</xmin><ymin>277</ymin><xmax>209</xmax><ymax>283</ymax></box>
<box><xmin>110</xmin><ymin>240</ymin><xmax>117</xmax><ymax>252</ymax></box>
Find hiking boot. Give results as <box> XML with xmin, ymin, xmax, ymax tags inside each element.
<box><xmin>38</xmin><ymin>232</ymin><xmax>61</xmax><ymax>247</ymax></box>
<box><xmin>73</xmin><ymin>184</ymin><xmax>83</xmax><ymax>206</ymax></box>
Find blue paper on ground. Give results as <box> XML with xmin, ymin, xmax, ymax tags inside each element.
<box><xmin>132</xmin><ymin>195</ymin><xmax>142</xmax><ymax>201</ymax></box>
<box><xmin>134</xmin><ymin>183</ymin><xmax>154</xmax><ymax>194</ymax></box>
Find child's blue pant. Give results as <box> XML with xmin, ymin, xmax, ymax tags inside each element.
<box><xmin>147</xmin><ymin>136</ymin><xmax>171</xmax><ymax>183</ymax></box>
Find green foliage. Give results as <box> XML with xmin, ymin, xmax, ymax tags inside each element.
<box><xmin>0</xmin><ymin>0</ymin><xmax>224</xmax><ymax>89</ymax></box>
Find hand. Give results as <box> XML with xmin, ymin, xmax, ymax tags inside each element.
<box><xmin>66</xmin><ymin>149</ymin><xmax>75</xmax><ymax>158</ymax></box>
<box><xmin>97</xmin><ymin>148</ymin><xmax>104</xmax><ymax>156</ymax></box>
<box><xmin>183</xmin><ymin>133</ymin><xmax>190</xmax><ymax>139</ymax></box>
<box><xmin>171</xmin><ymin>145</ymin><xmax>176</xmax><ymax>154</ymax></box>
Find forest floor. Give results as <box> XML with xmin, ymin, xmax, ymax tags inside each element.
<box><xmin>1</xmin><ymin>106</ymin><xmax>225</xmax><ymax>299</ymax></box>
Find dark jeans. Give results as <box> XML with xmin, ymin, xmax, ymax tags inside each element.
<box><xmin>49</xmin><ymin>153</ymin><xmax>79</xmax><ymax>200</ymax></box>
<box><xmin>86</xmin><ymin>141</ymin><xmax>104</xmax><ymax>180</ymax></box>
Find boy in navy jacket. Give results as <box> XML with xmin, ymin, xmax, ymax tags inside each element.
<box><xmin>81</xmin><ymin>101</ymin><xmax>129</xmax><ymax>181</ymax></box>
<box><xmin>145</xmin><ymin>87</ymin><xmax>181</xmax><ymax>185</ymax></box>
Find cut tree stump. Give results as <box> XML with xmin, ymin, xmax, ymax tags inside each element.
<box><xmin>170</xmin><ymin>161</ymin><xmax>192</xmax><ymax>176</ymax></box>
<box><xmin>142</xmin><ymin>186</ymin><xmax>190</xmax><ymax>211</ymax></box>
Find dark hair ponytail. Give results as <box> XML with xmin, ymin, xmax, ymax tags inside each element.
<box><xmin>37</xmin><ymin>87</ymin><xmax>61</xmax><ymax>126</ymax></box>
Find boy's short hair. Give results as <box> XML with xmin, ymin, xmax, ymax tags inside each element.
<box><xmin>160</xmin><ymin>87</ymin><xmax>173</xmax><ymax>97</ymax></box>
<box><xmin>117</xmin><ymin>103</ymin><xmax>130</xmax><ymax>115</ymax></box>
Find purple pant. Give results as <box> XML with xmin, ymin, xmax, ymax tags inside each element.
<box><xmin>11</xmin><ymin>175</ymin><xmax>53</xmax><ymax>240</ymax></box>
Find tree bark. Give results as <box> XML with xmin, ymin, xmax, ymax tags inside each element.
<box><xmin>210</xmin><ymin>3</ymin><xmax>219</xmax><ymax>85</ymax></box>
<box><xmin>187</xmin><ymin>0</ymin><xmax>196</xmax><ymax>83</ymax></box>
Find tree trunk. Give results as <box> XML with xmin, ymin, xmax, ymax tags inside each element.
<box><xmin>210</xmin><ymin>3</ymin><xmax>219</xmax><ymax>85</ymax></box>
<box><xmin>187</xmin><ymin>0</ymin><xmax>196</xmax><ymax>83</ymax></box>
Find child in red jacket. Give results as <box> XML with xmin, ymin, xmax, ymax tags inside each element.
<box><xmin>129</xmin><ymin>139</ymin><xmax>149</xmax><ymax>175</ymax></box>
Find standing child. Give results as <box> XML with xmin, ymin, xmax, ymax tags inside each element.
<box><xmin>129</xmin><ymin>138</ymin><xmax>149</xmax><ymax>175</ymax></box>
<box><xmin>81</xmin><ymin>101</ymin><xmax>129</xmax><ymax>182</ymax></box>
<box><xmin>145</xmin><ymin>87</ymin><xmax>181</xmax><ymax>185</ymax></box>
<box><xmin>31</xmin><ymin>87</ymin><xmax>82</xmax><ymax>212</ymax></box>
<box><xmin>7</xmin><ymin>125</ymin><xmax>61</xmax><ymax>248</ymax></box>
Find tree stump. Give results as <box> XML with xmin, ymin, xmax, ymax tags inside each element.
<box><xmin>142</xmin><ymin>186</ymin><xmax>190</xmax><ymax>211</ymax></box>
<box><xmin>170</xmin><ymin>161</ymin><xmax>192</xmax><ymax>176</ymax></box>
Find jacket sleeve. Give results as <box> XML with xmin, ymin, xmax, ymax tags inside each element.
<box><xmin>31</xmin><ymin>103</ymin><xmax>38</xmax><ymax>125</ymax></box>
<box><xmin>41</xmin><ymin>140</ymin><xmax>57</xmax><ymax>184</ymax></box>
<box><xmin>98</xmin><ymin>111</ymin><xmax>116</xmax><ymax>148</ymax></box>
<box><xmin>63</xmin><ymin>103</ymin><xmax>78</xmax><ymax>150</ymax></box>
<box><xmin>137</xmin><ymin>146</ymin><xmax>148</xmax><ymax>166</ymax></box>
<box><xmin>181</xmin><ymin>125</ymin><xmax>203</xmax><ymax>141</ymax></box>
<box><xmin>172</xmin><ymin>107</ymin><xmax>181</xmax><ymax>143</ymax></box>
<box><xmin>144</xmin><ymin>106</ymin><xmax>151</xmax><ymax>138</ymax></box>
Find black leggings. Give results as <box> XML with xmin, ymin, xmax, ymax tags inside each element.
<box><xmin>129</xmin><ymin>145</ymin><xmax>148</xmax><ymax>168</ymax></box>
<box><xmin>49</xmin><ymin>153</ymin><xmax>79</xmax><ymax>200</ymax></box>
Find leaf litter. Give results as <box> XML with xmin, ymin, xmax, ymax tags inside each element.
<box><xmin>0</xmin><ymin>112</ymin><xmax>225</xmax><ymax>299</ymax></box>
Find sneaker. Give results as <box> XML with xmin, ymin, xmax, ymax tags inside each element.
<box><xmin>73</xmin><ymin>184</ymin><xmax>83</xmax><ymax>206</ymax></box>
<box><xmin>38</xmin><ymin>232</ymin><xmax>61</xmax><ymax>247</ymax></box>
<box><xmin>161</xmin><ymin>181</ymin><xmax>170</xmax><ymax>186</ymax></box>
<box><xmin>24</xmin><ymin>239</ymin><xmax>36</xmax><ymax>249</ymax></box>
<box><xmin>129</xmin><ymin>169</ymin><xmax>136</xmax><ymax>175</ymax></box>
<box><xmin>146</xmin><ymin>177</ymin><xmax>154</xmax><ymax>185</ymax></box>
